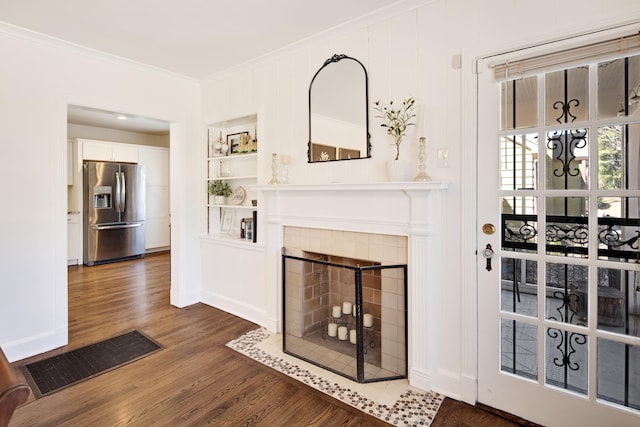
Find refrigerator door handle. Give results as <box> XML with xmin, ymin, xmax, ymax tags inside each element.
<box><xmin>91</xmin><ymin>223</ymin><xmax>143</xmax><ymax>231</ymax></box>
<box><xmin>120</xmin><ymin>171</ymin><xmax>126</xmax><ymax>213</ymax></box>
<box><xmin>115</xmin><ymin>171</ymin><xmax>122</xmax><ymax>212</ymax></box>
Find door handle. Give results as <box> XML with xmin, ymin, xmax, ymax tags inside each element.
<box><xmin>482</xmin><ymin>244</ymin><xmax>494</xmax><ymax>271</ymax></box>
<box><xmin>115</xmin><ymin>172</ymin><xmax>121</xmax><ymax>212</ymax></box>
<box><xmin>120</xmin><ymin>171</ymin><xmax>126</xmax><ymax>213</ymax></box>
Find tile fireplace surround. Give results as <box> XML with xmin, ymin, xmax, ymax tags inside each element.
<box><xmin>257</xmin><ymin>182</ymin><xmax>448</xmax><ymax>393</ymax></box>
<box><xmin>282</xmin><ymin>236</ymin><xmax>408</xmax><ymax>383</ymax></box>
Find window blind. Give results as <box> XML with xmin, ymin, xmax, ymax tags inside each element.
<box><xmin>490</xmin><ymin>32</ymin><xmax>640</xmax><ymax>81</ymax></box>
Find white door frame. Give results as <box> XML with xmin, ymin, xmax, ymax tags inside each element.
<box><xmin>473</xmin><ymin>26</ymin><xmax>640</xmax><ymax>425</ymax></box>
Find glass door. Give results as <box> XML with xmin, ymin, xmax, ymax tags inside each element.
<box><xmin>477</xmin><ymin>50</ymin><xmax>640</xmax><ymax>426</ymax></box>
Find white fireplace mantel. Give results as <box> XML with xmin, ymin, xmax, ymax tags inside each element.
<box><xmin>256</xmin><ymin>181</ymin><xmax>448</xmax><ymax>393</ymax></box>
<box><xmin>255</xmin><ymin>181</ymin><xmax>448</xmax><ymax>235</ymax></box>
<box><xmin>255</xmin><ymin>182</ymin><xmax>449</xmax><ymax>192</ymax></box>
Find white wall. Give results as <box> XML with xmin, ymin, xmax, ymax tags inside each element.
<box><xmin>199</xmin><ymin>0</ymin><xmax>640</xmax><ymax>403</ymax></box>
<box><xmin>68</xmin><ymin>123</ymin><xmax>170</xmax><ymax>147</ymax></box>
<box><xmin>0</xmin><ymin>25</ymin><xmax>201</xmax><ymax>361</ymax></box>
<box><xmin>1</xmin><ymin>0</ymin><xmax>638</xmax><ymax>405</ymax></box>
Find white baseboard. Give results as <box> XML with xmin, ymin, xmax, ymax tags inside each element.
<box><xmin>200</xmin><ymin>290</ymin><xmax>267</xmax><ymax>328</ymax></box>
<box><xmin>3</xmin><ymin>325</ymin><xmax>67</xmax><ymax>363</ymax></box>
<box><xmin>411</xmin><ymin>366</ymin><xmax>473</xmax><ymax>402</ymax></box>
<box><xmin>171</xmin><ymin>288</ymin><xmax>200</xmax><ymax>308</ymax></box>
<box><xmin>145</xmin><ymin>246</ymin><xmax>170</xmax><ymax>254</ymax></box>
<box><xmin>459</xmin><ymin>373</ymin><xmax>478</xmax><ymax>405</ymax></box>
<box><xmin>409</xmin><ymin>367</ymin><xmax>432</xmax><ymax>392</ymax></box>
<box><xmin>264</xmin><ymin>316</ymin><xmax>280</xmax><ymax>333</ymax></box>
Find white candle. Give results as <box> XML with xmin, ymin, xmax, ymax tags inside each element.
<box><xmin>363</xmin><ymin>313</ymin><xmax>374</xmax><ymax>328</ymax></box>
<box><xmin>342</xmin><ymin>302</ymin><xmax>352</xmax><ymax>316</ymax></box>
<box><xmin>281</xmin><ymin>155</ymin><xmax>291</xmax><ymax>165</ymax></box>
<box><xmin>352</xmin><ymin>304</ymin><xmax>356</xmax><ymax>316</ymax></box>
<box><xmin>328</xmin><ymin>323</ymin><xmax>338</xmax><ymax>337</ymax></box>
<box><xmin>337</xmin><ymin>326</ymin><xmax>348</xmax><ymax>341</ymax></box>
<box><xmin>332</xmin><ymin>305</ymin><xmax>342</xmax><ymax>318</ymax></box>
<box><xmin>349</xmin><ymin>329</ymin><xmax>357</xmax><ymax>344</ymax></box>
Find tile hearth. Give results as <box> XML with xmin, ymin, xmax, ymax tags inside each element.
<box><xmin>227</xmin><ymin>328</ymin><xmax>443</xmax><ymax>426</ymax></box>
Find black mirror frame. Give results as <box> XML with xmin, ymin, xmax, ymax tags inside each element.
<box><xmin>307</xmin><ymin>54</ymin><xmax>371</xmax><ymax>163</ymax></box>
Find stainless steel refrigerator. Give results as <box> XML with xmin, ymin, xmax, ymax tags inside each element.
<box><xmin>83</xmin><ymin>161</ymin><xmax>146</xmax><ymax>265</ymax></box>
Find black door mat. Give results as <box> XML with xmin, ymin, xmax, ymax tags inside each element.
<box><xmin>21</xmin><ymin>330</ymin><xmax>163</xmax><ymax>398</ymax></box>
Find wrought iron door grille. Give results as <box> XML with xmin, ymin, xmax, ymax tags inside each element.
<box><xmin>502</xmin><ymin>213</ymin><xmax>640</xmax><ymax>260</ymax></box>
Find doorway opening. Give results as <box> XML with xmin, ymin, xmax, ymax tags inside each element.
<box><xmin>65</xmin><ymin>103</ymin><xmax>172</xmax><ymax>340</ymax></box>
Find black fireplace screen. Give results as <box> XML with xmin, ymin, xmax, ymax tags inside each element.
<box><xmin>282</xmin><ymin>251</ymin><xmax>407</xmax><ymax>383</ymax></box>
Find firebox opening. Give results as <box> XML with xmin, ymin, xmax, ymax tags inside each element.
<box><xmin>283</xmin><ymin>249</ymin><xmax>407</xmax><ymax>383</ymax></box>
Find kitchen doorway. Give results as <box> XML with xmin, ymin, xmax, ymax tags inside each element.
<box><xmin>66</xmin><ymin>104</ymin><xmax>172</xmax><ymax>327</ymax></box>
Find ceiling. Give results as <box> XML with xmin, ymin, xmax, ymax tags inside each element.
<box><xmin>2</xmin><ymin>0</ymin><xmax>400</xmax><ymax>134</ymax></box>
<box><xmin>0</xmin><ymin>0</ymin><xmax>398</xmax><ymax>79</ymax></box>
<box><xmin>67</xmin><ymin>105</ymin><xmax>171</xmax><ymax>135</ymax></box>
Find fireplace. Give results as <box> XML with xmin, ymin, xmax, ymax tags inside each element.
<box><xmin>282</xmin><ymin>242</ymin><xmax>407</xmax><ymax>383</ymax></box>
<box><xmin>257</xmin><ymin>182</ymin><xmax>447</xmax><ymax>392</ymax></box>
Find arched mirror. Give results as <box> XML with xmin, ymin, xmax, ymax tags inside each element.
<box><xmin>308</xmin><ymin>54</ymin><xmax>371</xmax><ymax>162</ymax></box>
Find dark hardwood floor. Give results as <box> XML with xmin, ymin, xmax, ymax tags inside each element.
<box><xmin>10</xmin><ymin>252</ymin><xmax>527</xmax><ymax>426</ymax></box>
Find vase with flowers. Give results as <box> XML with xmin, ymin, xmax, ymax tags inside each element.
<box><xmin>373</xmin><ymin>97</ymin><xmax>416</xmax><ymax>181</ymax></box>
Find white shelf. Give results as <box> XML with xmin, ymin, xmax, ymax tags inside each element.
<box><xmin>208</xmin><ymin>153</ymin><xmax>258</xmax><ymax>161</ymax></box>
<box><xmin>207</xmin><ymin>175</ymin><xmax>257</xmax><ymax>181</ymax></box>
<box><xmin>208</xmin><ymin>153</ymin><xmax>257</xmax><ymax>182</ymax></box>
<box><xmin>206</xmin><ymin>114</ymin><xmax>259</xmax><ymax>241</ymax></box>
<box><xmin>207</xmin><ymin>204</ymin><xmax>257</xmax><ymax>209</ymax></box>
<box><xmin>210</xmin><ymin>233</ymin><xmax>254</xmax><ymax>243</ymax></box>
<box><xmin>200</xmin><ymin>234</ymin><xmax>265</xmax><ymax>250</ymax></box>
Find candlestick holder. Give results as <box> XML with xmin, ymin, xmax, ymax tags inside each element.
<box><xmin>268</xmin><ymin>153</ymin><xmax>281</xmax><ymax>184</ymax></box>
<box><xmin>322</xmin><ymin>312</ymin><xmax>354</xmax><ymax>339</ymax></box>
<box><xmin>280</xmin><ymin>165</ymin><xmax>289</xmax><ymax>184</ymax></box>
<box><xmin>280</xmin><ymin>155</ymin><xmax>290</xmax><ymax>184</ymax></box>
<box><xmin>413</xmin><ymin>137</ymin><xmax>431</xmax><ymax>182</ymax></box>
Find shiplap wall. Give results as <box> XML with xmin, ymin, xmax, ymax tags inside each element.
<box><xmin>198</xmin><ymin>0</ymin><xmax>640</xmax><ymax>403</ymax></box>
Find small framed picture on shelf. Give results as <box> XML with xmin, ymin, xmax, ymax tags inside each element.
<box><xmin>239</xmin><ymin>132</ymin><xmax>257</xmax><ymax>154</ymax></box>
<box><xmin>227</xmin><ymin>132</ymin><xmax>249</xmax><ymax>155</ymax></box>
<box><xmin>220</xmin><ymin>209</ymin><xmax>235</xmax><ymax>234</ymax></box>
<box><xmin>229</xmin><ymin>186</ymin><xmax>246</xmax><ymax>205</ymax></box>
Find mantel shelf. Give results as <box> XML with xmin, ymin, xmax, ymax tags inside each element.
<box><xmin>253</xmin><ymin>181</ymin><xmax>449</xmax><ymax>193</ymax></box>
